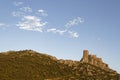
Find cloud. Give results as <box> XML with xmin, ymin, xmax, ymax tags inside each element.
<box><xmin>12</xmin><ymin>7</ymin><xmax>32</xmax><ymax>17</ymax></box>
<box><xmin>14</xmin><ymin>2</ymin><xmax>23</xmax><ymax>6</ymax></box>
<box><xmin>68</xmin><ymin>31</ymin><xmax>79</xmax><ymax>38</ymax></box>
<box><xmin>12</xmin><ymin>11</ymin><xmax>25</xmax><ymax>17</ymax></box>
<box><xmin>0</xmin><ymin>23</ymin><xmax>5</xmax><ymax>26</ymax></box>
<box><xmin>46</xmin><ymin>17</ymin><xmax>83</xmax><ymax>38</ymax></box>
<box><xmin>47</xmin><ymin>28</ymin><xmax>79</xmax><ymax>38</ymax></box>
<box><xmin>0</xmin><ymin>23</ymin><xmax>9</xmax><ymax>30</ymax></box>
<box><xmin>16</xmin><ymin>15</ymin><xmax>47</xmax><ymax>32</ymax></box>
<box><xmin>65</xmin><ymin>17</ymin><xmax>84</xmax><ymax>28</ymax></box>
<box><xmin>12</xmin><ymin>1</ymin><xmax>81</xmax><ymax>38</ymax></box>
<box><xmin>0</xmin><ymin>23</ymin><xmax>9</xmax><ymax>27</ymax></box>
<box><xmin>20</xmin><ymin>7</ymin><xmax>32</xmax><ymax>13</ymax></box>
<box><xmin>47</xmin><ymin>28</ymin><xmax>67</xmax><ymax>35</ymax></box>
<box><xmin>12</xmin><ymin>6</ymin><xmax>32</xmax><ymax>17</ymax></box>
<box><xmin>38</xmin><ymin>9</ymin><xmax>48</xmax><ymax>16</ymax></box>
<box><xmin>12</xmin><ymin>4</ymin><xmax>47</xmax><ymax>32</ymax></box>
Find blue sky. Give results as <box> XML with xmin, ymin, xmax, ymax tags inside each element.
<box><xmin>0</xmin><ymin>0</ymin><xmax>120</xmax><ymax>73</ymax></box>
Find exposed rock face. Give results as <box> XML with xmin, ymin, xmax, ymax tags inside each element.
<box><xmin>80</xmin><ymin>50</ymin><xmax>109</xmax><ymax>70</ymax></box>
<box><xmin>58</xmin><ymin>59</ymin><xmax>79</xmax><ymax>67</ymax></box>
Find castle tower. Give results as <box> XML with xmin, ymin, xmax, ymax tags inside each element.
<box><xmin>81</xmin><ymin>50</ymin><xmax>89</xmax><ymax>63</ymax></box>
<box><xmin>80</xmin><ymin>50</ymin><xmax>110</xmax><ymax>70</ymax></box>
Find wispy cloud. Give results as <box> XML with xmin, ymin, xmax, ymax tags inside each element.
<box><xmin>16</xmin><ymin>15</ymin><xmax>47</xmax><ymax>32</ymax></box>
<box><xmin>46</xmin><ymin>17</ymin><xmax>83</xmax><ymax>38</ymax></box>
<box><xmin>11</xmin><ymin>1</ymin><xmax>81</xmax><ymax>38</ymax></box>
<box><xmin>47</xmin><ymin>28</ymin><xmax>67</xmax><ymax>35</ymax></box>
<box><xmin>20</xmin><ymin>7</ymin><xmax>32</xmax><ymax>13</ymax></box>
<box><xmin>0</xmin><ymin>23</ymin><xmax>5</xmax><ymax>26</ymax></box>
<box><xmin>12</xmin><ymin>11</ymin><xmax>25</xmax><ymax>17</ymax></box>
<box><xmin>14</xmin><ymin>2</ymin><xmax>23</xmax><ymax>6</ymax></box>
<box><xmin>0</xmin><ymin>23</ymin><xmax>9</xmax><ymax>30</ymax></box>
<box><xmin>47</xmin><ymin>28</ymin><xmax>79</xmax><ymax>38</ymax></box>
<box><xmin>65</xmin><ymin>17</ymin><xmax>84</xmax><ymax>28</ymax></box>
<box><xmin>12</xmin><ymin>3</ymin><xmax>47</xmax><ymax>32</ymax></box>
<box><xmin>68</xmin><ymin>31</ymin><xmax>79</xmax><ymax>38</ymax></box>
<box><xmin>0</xmin><ymin>23</ymin><xmax>9</xmax><ymax>27</ymax></box>
<box><xmin>38</xmin><ymin>9</ymin><xmax>48</xmax><ymax>16</ymax></box>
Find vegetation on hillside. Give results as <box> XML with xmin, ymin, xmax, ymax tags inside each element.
<box><xmin>0</xmin><ymin>50</ymin><xmax>119</xmax><ymax>80</ymax></box>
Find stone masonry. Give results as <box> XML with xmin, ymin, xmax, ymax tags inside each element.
<box><xmin>80</xmin><ymin>50</ymin><xmax>108</xmax><ymax>69</ymax></box>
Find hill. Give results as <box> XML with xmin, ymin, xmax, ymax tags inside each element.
<box><xmin>0</xmin><ymin>50</ymin><xmax>119</xmax><ymax>80</ymax></box>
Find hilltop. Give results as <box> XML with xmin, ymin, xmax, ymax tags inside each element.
<box><xmin>0</xmin><ymin>50</ymin><xmax>119</xmax><ymax>80</ymax></box>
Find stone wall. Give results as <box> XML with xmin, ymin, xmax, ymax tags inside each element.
<box><xmin>80</xmin><ymin>50</ymin><xmax>109</xmax><ymax>69</ymax></box>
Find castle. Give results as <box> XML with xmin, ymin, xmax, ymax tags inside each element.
<box><xmin>80</xmin><ymin>50</ymin><xmax>109</xmax><ymax>69</ymax></box>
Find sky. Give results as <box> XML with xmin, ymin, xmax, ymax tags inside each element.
<box><xmin>0</xmin><ymin>0</ymin><xmax>120</xmax><ymax>73</ymax></box>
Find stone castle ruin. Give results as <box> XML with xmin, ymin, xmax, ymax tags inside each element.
<box><xmin>80</xmin><ymin>50</ymin><xmax>109</xmax><ymax>69</ymax></box>
<box><xmin>58</xmin><ymin>50</ymin><xmax>116</xmax><ymax>73</ymax></box>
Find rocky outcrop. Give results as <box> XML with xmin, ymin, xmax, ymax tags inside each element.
<box><xmin>58</xmin><ymin>59</ymin><xmax>79</xmax><ymax>67</ymax></box>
